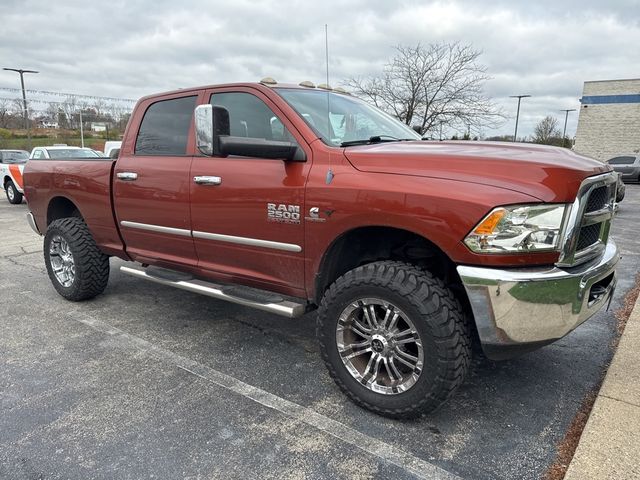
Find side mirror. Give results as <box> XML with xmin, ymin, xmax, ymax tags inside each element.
<box><xmin>195</xmin><ymin>104</ymin><xmax>214</xmax><ymax>156</ymax></box>
<box><xmin>194</xmin><ymin>103</ymin><xmax>305</xmax><ymax>161</ymax></box>
<box><xmin>412</xmin><ymin>125</ymin><xmax>422</xmax><ymax>134</ymax></box>
<box><xmin>218</xmin><ymin>137</ymin><xmax>305</xmax><ymax>161</ymax></box>
<box><xmin>195</xmin><ymin>104</ymin><xmax>230</xmax><ymax>156</ymax></box>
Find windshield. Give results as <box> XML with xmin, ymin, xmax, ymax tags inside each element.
<box><xmin>275</xmin><ymin>88</ymin><xmax>421</xmax><ymax>146</ymax></box>
<box><xmin>2</xmin><ymin>150</ymin><xmax>29</xmax><ymax>163</ymax></box>
<box><xmin>46</xmin><ymin>148</ymin><xmax>101</xmax><ymax>159</ymax></box>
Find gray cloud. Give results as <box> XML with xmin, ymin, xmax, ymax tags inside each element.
<box><xmin>1</xmin><ymin>0</ymin><xmax>638</xmax><ymax>138</ymax></box>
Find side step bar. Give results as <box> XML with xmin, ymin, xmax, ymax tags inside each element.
<box><xmin>120</xmin><ymin>265</ymin><xmax>306</xmax><ymax>318</ymax></box>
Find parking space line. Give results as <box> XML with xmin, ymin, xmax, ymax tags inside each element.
<box><xmin>75</xmin><ymin>313</ymin><xmax>461</xmax><ymax>480</ymax></box>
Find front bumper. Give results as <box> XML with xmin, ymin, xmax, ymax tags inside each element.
<box><xmin>457</xmin><ymin>240</ymin><xmax>619</xmax><ymax>360</ymax></box>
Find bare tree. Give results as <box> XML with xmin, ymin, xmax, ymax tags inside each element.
<box><xmin>92</xmin><ymin>99</ymin><xmax>106</xmax><ymax>117</ymax></box>
<box><xmin>345</xmin><ymin>42</ymin><xmax>505</xmax><ymax>136</ymax></box>
<box><xmin>59</xmin><ymin>96</ymin><xmax>80</xmax><ymax>129</ymax></box>
<box><xmin>0</xmin><ymin>99</ymin><xmax>10</xmax><ymax>128</ymax></box>
<box><xmin>532</xmin><ymin>116</ymin><xmax>562</xmax><ymax>145</ymax></box>
<box><xmin>45</xmin><ymin>102</ymin><xmax>61</xmax><ymax>123</ymax></box>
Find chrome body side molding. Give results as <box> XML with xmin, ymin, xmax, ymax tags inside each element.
<box><xmin>120</xmin><ymin>220</ymin><xmax>302</xmax><ymax>253</ymax></box>
<box><xmin>192</xmin><ymin>231</ymin><xmax>302</xmax><ymax>252</ymax></box>
<box><xmin>120</xmin><ymin>220</ymin><xmax>192</xmax><ymax>237</ymax></box>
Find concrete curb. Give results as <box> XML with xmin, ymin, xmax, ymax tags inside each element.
<box><xmin>564</xmin><ymin>295</ymin><xmax>640</xmax><ymax>479</ymax></box>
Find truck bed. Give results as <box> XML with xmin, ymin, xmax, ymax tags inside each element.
<box><xmin>23</xmin><ymin>159</ymin><xmax>126</xmax><ymax>257</ymax></box>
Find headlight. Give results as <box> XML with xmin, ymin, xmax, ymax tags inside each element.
<box><xmin>464</xmin><ymin>204</ymin><xmax>568</xmax><ymax>253</ymax></box>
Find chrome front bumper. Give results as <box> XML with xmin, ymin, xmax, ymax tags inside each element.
<box><xmin>457</xmin><ymin>240</ymin><xmax>619</xmax><ymax>360</ymax></box>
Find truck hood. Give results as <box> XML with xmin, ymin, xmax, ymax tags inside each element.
<box><xmin>343</xmin><ymin>141</ymin><xmax>610</xmax><ymax>202</ymax></box>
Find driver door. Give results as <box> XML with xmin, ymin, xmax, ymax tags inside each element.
<box><xmin>190</xmin><ymin>88</ymin><xmax>311</xmax><ymax>296</ymax></box>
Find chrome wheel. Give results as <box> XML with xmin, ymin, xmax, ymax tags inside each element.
<box><xmin>7</xmin><ymin>184</ymin><xmax>15</xmax><ymax>201</ymax></box>
<box><xmin>336</xmin><ymin>298</ymin><xmax>424</xmax><ymax>395</ymax></box>
<box><xmin>49</xmin><ymin>234</ymin><xmax>75</xmax><ymax>287</ymax></box>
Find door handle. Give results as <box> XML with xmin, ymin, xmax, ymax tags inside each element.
<box><xmin>117</xmin><ymin>172</ymin><xmax>138</xmax><ymax>181</ymax></box>
<box><xmin>194</xmin><ymin>176</ymin><xmax>222</xmax><ymax>185</ymax></box>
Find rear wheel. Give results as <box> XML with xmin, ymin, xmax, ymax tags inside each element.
<box><xmin>317</xmin><ymin>261</ymin><xmax>471</xmax><ymax>418</ymax></box>
<box><xmin>44</xmin><ymin>217</ymin><xmax>110</xmax><ymax>301</ymax></box>
<box><xmin>5</xmin><ymin>180</ymin><xmax>23</xmax><ymax>204</ymax></box>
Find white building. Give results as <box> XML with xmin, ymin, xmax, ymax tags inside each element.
<box><xmin>573</xmin><ymin>78</ymin><xmax>640</xmax><ymax>161</ymax></box>
<box><xmin>90</xmin><ymin>122</ymin><xmax>108</xmax><ymax>132</ymax></box>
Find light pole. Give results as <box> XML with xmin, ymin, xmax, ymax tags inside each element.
<box><xmin>560</xmin><ymin>109</ymin><xmax>576</xmax><ymax>148</ymax></box>
<box><xmin>79</xmin><ymin>110</ymin><xmax>85</xmax><ymax>148</ymax></box>
<box><xmin>510</xmin><ymin>94</ymin><xmax>531</xmax><ymax>142</ymax></box>
<box><xmin>3</xmin><ymin>67</ymin><xmax>39</xmax><ymax>149</ymax></box>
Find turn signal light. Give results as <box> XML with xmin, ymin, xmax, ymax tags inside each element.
<box><xmin>472</xmin><ymin>208</ymin><xmax>506</xmax><ymax>235</ymax></box>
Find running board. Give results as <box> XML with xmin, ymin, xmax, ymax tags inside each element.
<box><xmin>120</xmin><ymin>265</ymin><xmax>306</xmax><ymax>318</ymax></box>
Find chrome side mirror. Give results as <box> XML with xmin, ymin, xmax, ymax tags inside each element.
<box><xmin>195</xmin><ymin>104</ymin><xmax>231</xmax><ymax>156</ymax></box>
<box><xmin>195</xmin><ymin>104</ymin><xmax>214</xmax><ymax>156</ymax></box>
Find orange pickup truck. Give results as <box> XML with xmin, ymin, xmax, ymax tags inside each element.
<box><xmin>23</xmin><ymin>79</ymin><xmax>619</xmax><ymax>417</ymax></box>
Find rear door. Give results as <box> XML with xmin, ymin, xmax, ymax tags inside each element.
<box><xmin>113</xmin><ymin>93</ymin><xmax>201</xmax><ymax>267</ymax></box>
<box><xmin>189</xmin><ymin>88</ymin><xmax>311</xmax><ymax>295</ymax></box>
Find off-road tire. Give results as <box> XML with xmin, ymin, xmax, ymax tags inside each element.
<box><xmin>317</xmin><ymin>261</ymin><xmax>472</xmax><ymax>418</ymax></box>
<box><xmin>44</xmin><ymin>217</ymin><xmax>110</xmax><ymax>301</ymax></box>
<box><xmin>5</xmin><ymin>180</ymin><xmax>23</xmax><ymax>204</ymax></box>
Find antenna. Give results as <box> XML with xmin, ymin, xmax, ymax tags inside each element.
<box><xmin>324</xmin><ymin>24</ymin><xmax>334</xmax><ymax>184</ymax></box>
<box><xmin>325</xmin><ymin>24</ymin><xmax>329</xmax><ymax>86</ymax></box>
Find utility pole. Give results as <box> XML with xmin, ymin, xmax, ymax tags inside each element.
<box><xmin>510</xmin><ymin>94</ymin><xmax>531</xmax><ymax>142</ymax></box>
<box><xmin>3</xmin><ymin>67</ymin><xmax>39</xmax><ymax>149</ymax></box>
<box><xmin>79</xmin><ymin>110</ymin><xmax>84</xmax><ymax>148</ymax></box>
<box><xmin>560</xmin><ymin>109</ymin><xmax>576</xmax><ymax>148</ymax></box>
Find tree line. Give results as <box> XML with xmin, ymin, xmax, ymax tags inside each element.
<box><xmin>0</xmin><ymin>96</ymin><xmax>131</xmax><ymax>132</ymax></box>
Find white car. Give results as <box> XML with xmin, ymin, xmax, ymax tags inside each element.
<box><xmin>0</xmin><ymin>149</ymin><xmax>29</xmax><ymax>204</ymax></box>
<box><xmin>104</xmin><ymin>141</ymin><xmax>122</xmax><ymax>158</ymax></box>
<box><xmin>29</xmin><ymin>145</ymin><xmax>103</xmax><ymax>160</ymax></box>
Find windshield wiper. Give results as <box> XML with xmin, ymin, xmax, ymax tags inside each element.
<box><xmin>340</xmin><ymin>135</ymin><xmax>414</xmax><ymax>147</ymax></box>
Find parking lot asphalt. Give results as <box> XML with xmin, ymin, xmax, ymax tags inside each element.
<box><xmin>1</xmin><ymin>185</ymin><xmax>639</xmax><ymax>480</ymax></box>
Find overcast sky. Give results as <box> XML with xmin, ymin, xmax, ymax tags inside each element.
<box><xmin>1</xmin><ymin>0</ymin><xmax>638</xmax><ymax>138</ymax></box>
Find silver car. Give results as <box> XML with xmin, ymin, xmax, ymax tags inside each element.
<box><xmin>607</xmin><ymin>154</ymin><xmax>640</xmax><ymax>183</ymax></box>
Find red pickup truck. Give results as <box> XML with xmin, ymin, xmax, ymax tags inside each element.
<box><xmin>23</xmin><ymin>79</ymin><xmax>619</xmax><ymax>417</ymax></box>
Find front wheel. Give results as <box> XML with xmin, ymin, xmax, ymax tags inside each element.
<box><xmin>44</xmin><ymin>217</ymin><xmax>110</xmax><ymax>301</ymax></box>
<box><xmin>5</xmin><ymin>180</ymin><xmax>23</xmax><ymax>204</ymax></box>
<box><xmin>317</xmin><ymin>261</ymin><xmax>471</xmax><ymax>418</ymax></box>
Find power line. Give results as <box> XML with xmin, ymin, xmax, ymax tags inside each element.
<box><xmin>0</xmin><ymin>86</ymin><xmax>136</xmax><ymax>103</ymax></box>
<box><xmin>0</xmin><ymin>96</ymin><xmax>129</xmax><ymax>108</ymax></box>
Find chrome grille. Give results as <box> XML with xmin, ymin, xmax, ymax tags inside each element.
<box><xmin>557</xmin><ymin>172</ymin><xmax>617</xmax><ymax>267</ymax></box>
<box><xmin>585</xmin><ymin>186</ymin><xmax>609</xmax><ymax>213</ymax></box>
<box><xmin>577</xmin><ymin>224</ymin><xmax>602</xmax><ymax>250</ymax></box>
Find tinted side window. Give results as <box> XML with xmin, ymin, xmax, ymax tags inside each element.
<box><xmin>210</xmin><ymin>92</ymin><xmax>296</xmax><ymax>143</ymax></box>
<box><xmin>135</xmin><ymin>96</ymin><xmax>197</xmax><ymax>155</ymax></box>
<box><xmin>608</xmin><ymin>156</ymin><xmax>636</xmax><ymax>165</ymax></box>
